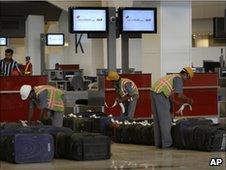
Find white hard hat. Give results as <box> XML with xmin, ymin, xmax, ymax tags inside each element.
<box><xmin>20</xmin><ymin>85</ymin><xmax>32</xmax><ymax>100</ymax></box>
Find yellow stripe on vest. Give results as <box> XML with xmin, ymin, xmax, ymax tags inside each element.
<box><xmin>34</xmin><ymin>85</ymin><xmax>64</xmax><ymax>112</ymax></box>
<box><xmin>152</xmin><ymin>74</ymin><xmax>181</xmax><ymax>97</ymax></box>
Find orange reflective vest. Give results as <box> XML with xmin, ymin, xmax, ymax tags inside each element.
<box><xmin>34</xmin><ymin>85</ymin><xmax>64</xmax><ymax>112</ymax></box>
<box><xmin>116</xmin><ymin>78</ymin><xmax>139</xmax><ymax>97</ymax></box>
<box><xmin>24</xmin><ymin>62</ymin><xmax>32</xmax><ymax>76</ymax></box>
<box><xmin>151</xmin><ymin>74</ymin><xmax>181</xmax><ymax>98</ymax></box>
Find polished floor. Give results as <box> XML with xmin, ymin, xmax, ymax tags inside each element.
<box><xmin>0</xmin><ymin>143</ymin><xmax>225</xmax><ymax>170</ymax></box>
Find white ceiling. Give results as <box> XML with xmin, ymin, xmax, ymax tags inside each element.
<box><xmin>49</xmin><ymin>0</ymin><xmax>226</xmax><ymax>19</ymax></box>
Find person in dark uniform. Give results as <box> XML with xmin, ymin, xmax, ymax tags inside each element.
<box><xmin>0</xmin><ymin>48</ymin><xmax>21</xmax><ymax>76</ymax></box>
<box><xmin>151</xmin><ymin>67</ymin><xmax>194</xmax><ymax>148</ymax></box>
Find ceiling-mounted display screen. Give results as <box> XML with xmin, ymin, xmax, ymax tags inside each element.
<box><xmin>69</xmin><ymin>7</ymin><xmax>108</xmax><ymax>33</ymax></box>
<box><xmin>119</xmin><ymin>8</ymin><xmax>157</xmax><ymax>33</ymax></box>
<box><xmin>0</xmin><ymin>37</ymin><xmax>7</xmax><ymax>46</ymax></box>
<box><xmin>213</xmin><ymin>17</ymin><xmax>226</xmax><ymax>39</ymax></box>
<box><xmin>46</xmin><ymin>33</ymin><xmax>65</xmax><ymax>46</ymax></box>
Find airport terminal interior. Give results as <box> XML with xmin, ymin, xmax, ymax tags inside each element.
<box><xmin>0</xmin><ymin>1</ymin><xmax>226</xmax><ymax>170</ymax></box>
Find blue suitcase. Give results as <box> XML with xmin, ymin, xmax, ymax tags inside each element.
<box><xmin>3</xmin><ymin>133</ymin><xmax>54</xmax><ymax>163</ymax></box>
<box><xmin>0</xmin><ymin>127</ymin><xmax>35</xmax><ymax>161</ymax></box>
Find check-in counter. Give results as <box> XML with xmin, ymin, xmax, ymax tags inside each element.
<box><xmin>0</xmin><ymin>76</ymin><xmax>48</xmax><ymax>122</ymax></box>
<box><xmin>104</xmin><ymin>74</ymin><xmax>152</xmax><ymax>118</ymax></box>
<box><xmin>173</xmin><ymin>73</ymin><xmax>219</xmax><ymax>117</ymax></box>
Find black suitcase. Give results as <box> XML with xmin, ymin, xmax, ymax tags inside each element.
<box><xmin>115</xmin><ymin>125</ymin><xmax>124</xmax><ymax>143</ymax></box>
<box><xmin>56</xmin><ymin>132</ymin><xmax>111</xmax><ymax>160</ymax></box>
<box><xmin>55</xmin><ymin>132</ymin><xmax>72</xmax><ymax>158</ymax></box>
<box><xmin>3</xmin><ymin>133</ymin><xmax>54</xmax><ymax>163</ymax></box>
<box><xmin>171</xmin><ymin>118</ymin><xmax>213</xmax><ymax>149</ymax></box>
<box><xmin>193</xmin><ymin>125</ymin><xmax>225</xmax><ymax>151</ymax></box>
<box><xmin>140</xmin><ymin>124</ymin><xmax>155</xmax><ymax>145</ymax></box>
<box><xmin>29</xmin><ymin>125</ymin><xmax>73</xmax><ymax>136</ymax></box>
<box><xmin>99</xmin><ymin>117</ymin><xmax>112</xmax><ymax>135</ymax></box>
<box><xmin>63</xmin><ymin>117</ymin><xmax>85</xmax><ymax>132</ymax></box>
<box><xmin>83</xmin><ymin>118</ymin><xmax>95</xmax><ymax>132</ymax></box>
<box><xmin>40</xmin><ymin>117</ymin><xmax>52</xmax><ymax>125</ymax></box>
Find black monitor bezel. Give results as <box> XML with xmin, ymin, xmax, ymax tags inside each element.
<box><xmin>46</xmin><ymin>33</ymin><xmax>65</xmax><ymax>46</ymax></box>
<box><xmin>0</xmin><ymin>36</ymin><xmax>7</xmax><ymax>46</ymax></box>
<box><xmin>69</xmin><ymin>7</ymin><xmax>109</xmax><ymax>34</ymax></box>
<box><xmin>118</xmin><ymin>7</ymin><xmax>157</xmax><ymax>34</ymax></box>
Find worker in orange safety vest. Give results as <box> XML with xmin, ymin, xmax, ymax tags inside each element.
<box><xmin>23</xmin><ymin>56</ymin><xmax>32</xmax><ymax>76</ymax></box>
<box><xmin>151</xmin><ymin>67</ymin><xmax>194</xmax><ymax>149</ymax></box>
<box><xmin>20</xmin><ymin>85</ymin><xmax>64</xmax><ymax>127</ymax></box>
<box><xmin>106</xmin><ymin>71</ymin><xmax>139</xmax><ymax>119</ymax></box>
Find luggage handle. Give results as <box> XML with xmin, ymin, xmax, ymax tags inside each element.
<box><xmin>175</xmin><ymin>103</ymin><xmax>192</xmax><ymax>116</ymax></box>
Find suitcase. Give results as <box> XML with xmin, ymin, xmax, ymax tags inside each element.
<box><xmin>56</xmin><ymin>132</ymin><xmax>111</xmax><ymax>160</ymax></box>
<box><xmin>29</xmin><ymin>125</ymin><xmax>73</xmax><ymax>136</ymax></box>
<box><xmin>40</xmin><ymin>117</ymin><xmax>52</xmax><ymax>125</ymax></box>
<box><xmin>30</xmin><ymin>125</ymin><xmax>73</xmax><ymax>158</ymax></box>
<box><xmin>3</xmin><ymin>133</ymin><xmax>54</xmax><ymax>163</ymax></box>
<box><xmin>132</xmin><ymin>124</ymin><xmax>144</xmax><ymax>144</ymax></box>
<box><xmin>55</xmin><ymin>132</ymin><xmax>72</xmax><ymax>158</ymax></box>
<box><xmin>171</xmin><ymin>118</ymin><xmax>213</xmax><ymax>149</ymax></box>
<box><xmin>140</xmin><ymin>124</ymin><xmax>155</xmax><ymax>145</ymax></box>
<box><xmin>193</xmin><ymin>125</ymin><xmax>225</xmax><ymax>151</ymax></box>
<box><xmin>99</xmin><ymin>117</ymin><xmax>112</xmax><ymax>135</ymax></box>
<box><xmin>0</xmin><ymin>127</ymin><xmax>35</xmax><ymax>161</ymax></box>
<box><xmin>83</xmin><ymin>118</ymin><xmax>95</xmax><ymax>132</ymax></box>
<box><xmin>1</xmin><ymin>122</ymin><xmax>24</xmax><ymax>129</ymax></box>
<box><xmin>63</xmin><ymin>117</ymin><xmax>85</xmax><ymax>132</ymax></box>
<box><xmin>121</xmin><ymin>124</ymin><xmax>134</xmax><ymax>144</ymax></box>
<box><xmin>105</xmin><ymin>122</ymin><xmax>120</xmax><ymax>142</ymax></box>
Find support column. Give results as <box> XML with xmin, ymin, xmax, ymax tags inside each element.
<box><xmin>121</xmin><ymin>34</ymin><xmax>129</xmax><ymax>73</ymax></box>
<box><xmin>107</xmin><ymin>7</ymin><xmax>116</xmax><ymax>71</ymax></box>
<box><xmin>25</xmin><ymin>15</ymin><xmax>44</xmax><ymax>75</ymax></box>
<box><xmin>160</xmin><ymin>1</ymin><xmax>192</xmax><ymax>76</ymax></box>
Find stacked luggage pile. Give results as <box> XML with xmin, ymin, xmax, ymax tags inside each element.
<box><xmin>1</xmin><ymin>114</ymin><xmax>225</xmax><ymax>164</ymax></box>
<box><xmin>0</xmin><ymin>121</ymin><xmax>111</xmax><ymax>164</ymax></box>
<box><xmin>62</xmin><ymin>113</ymin><xmax>226</xmax><ymax>151</ymax></box>
<box><xmin>62</xmin><ymin>113</ymin><xmax>155</xmax><ymax>145</ymax></box>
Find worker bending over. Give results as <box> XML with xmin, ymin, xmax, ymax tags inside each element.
<box><xmin>151</xmin><ymin>67</ymin><xmax>194</xmax><ymax>148</ymax></box>
<box><xmin>106</xmin><ymin>71</ymin><xmax>139</xmax><ymax>119</ymax></box>
<box><xmin>20</xmin><ymin>85</ymin><xmax>64</xmax><ymax>127</ymax></box>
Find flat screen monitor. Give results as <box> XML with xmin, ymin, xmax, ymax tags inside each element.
<box><xmin>46</xmin><ymin>33</ymin><xmax>65</xmax><ymax>46</ymax></box>
<box><xmin>203</xmin><ymin>61</ymin><xmax>221</xmax><ymax>72</ymax></box>
<box><xmin>119</xmin><ymin>7</ymin><xmax>157</xmax><ymax>33</ymax></box>
<box><xmin>0</xmin><ymin>37</ymin><xmax>7</xmax><ymax>46</ymax></box>
<box><xmin>213</xmin><ymin>17</ymin><xmax>226</xmax><ymax>39</ymax></box>
<box><xmin>69</xmin><ymin>7</ymin><xmax>108</xmax><ymax>33</ymax></box>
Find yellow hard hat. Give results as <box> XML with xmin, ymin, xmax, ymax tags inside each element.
<box><xmin>106</xmin><ymin>71</ymin><xmax>120</xmax><ymax>81</ymax></box>
<box><xmin>183</xmin><ymin>67</ymin><xmax>194</xmax><ymax>79</ymax></box>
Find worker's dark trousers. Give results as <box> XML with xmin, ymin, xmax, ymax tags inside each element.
<box><xmin>122</xmin><ymin>97</ymin><xmax>138</xmax><ymax>119</ymax></box>
<box><xmin>151</xmin><ymin>92</ymin><xmax>172</xmax><ymax>148</ymax></box>
<box><xmin>48</xmin><ymin>110</ymin><xmax>63</xmax><ymax>127</ymax></box>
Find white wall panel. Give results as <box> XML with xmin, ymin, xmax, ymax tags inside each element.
<box><xmin>191</xmin><ymin>47</ymin><xmax>226</xmax><ymax>67</ymax></box>
<box><xmin>161</xmin><ymin>1</ymin><xmax>192</xmax><ymax>76</ymax></box>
